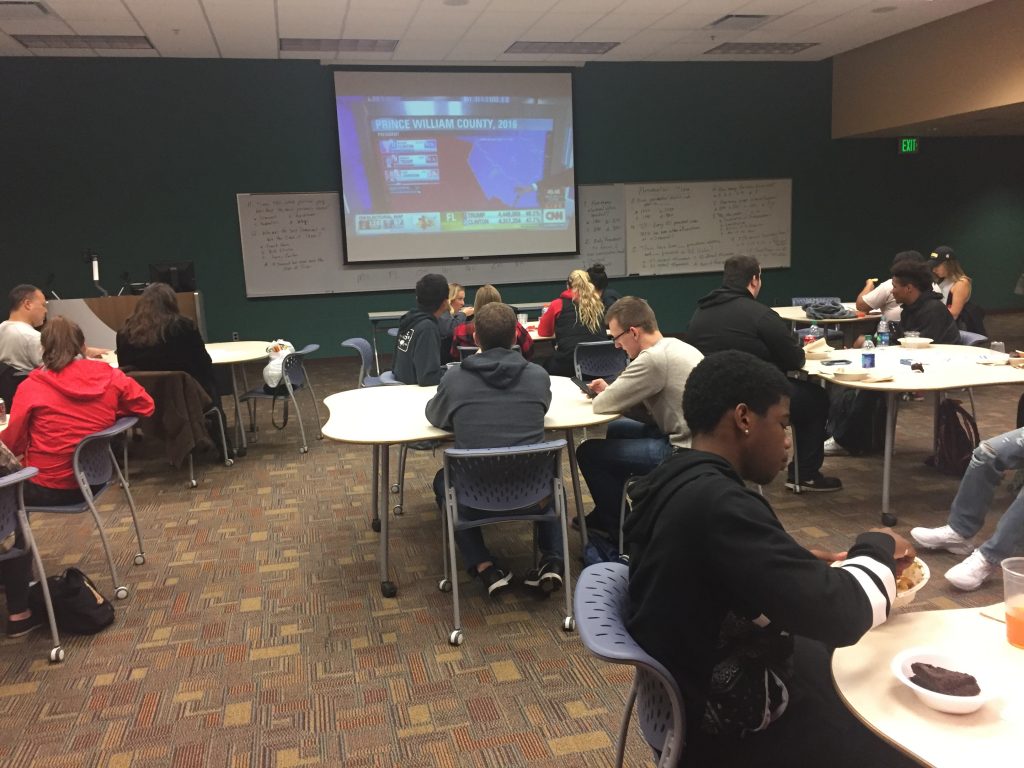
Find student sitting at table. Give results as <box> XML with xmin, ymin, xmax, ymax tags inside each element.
<box><xmin>394</xmin><ymin>273</ymin><xmax>449</xmax><ymax>386</ymax></box>
<box><xmin>537</xmin><ymin>269</ymin><xmax>606</xmax><ymax>377</ymax></box>
<box><xmin>855</xmin><ymin>250</ymin><xmax>932</xmax><ymax>323</ymax></box>
<box><xmin>929</xmin><ymin>245</ymin><xmax>986</xmax><ymax>336</ymax></box>
<box><xmin>912</xmin><ymin>426</ymin><xmax>1024</xmax><ymax>590</ymax></box>
<box><xmin>450</xmin><ymin>284</ymin><xmax>533</xmax><ymax>361</ymax></box>
<box><xmin>437</xmin><ymin>282</ymin><xmax>472</xmax><ymax>364</ymax></box>
<box><xmin>1</xmin><ymin>317</ymin><xmax>154</xmax><ymax>638</ymax></box>
<box><xmin>890</xmin><ymin>260</ymin><xmax>960</xmax><ymax>345</ymax></box>
<box><xmin>425</xmin><ymin>302</ymin><xmax>562</xmax><ymax>596</ymax></box>
<box><xmin>587</xmin><ymin>263</ymin><xmax>621</xmax><ymax>310</ymax></box>
<box><xmin>575</xmin><ymin>297</ymin><xmax>702</xmax><ymax>536</ymax></box>
<box><xmin>625</xmin><ymin>350</ymin><xmax>918</xmax><ymax>768</ymax></box>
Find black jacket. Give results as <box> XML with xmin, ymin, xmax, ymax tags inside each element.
<box><xmin>116</xmin><ymin>318</ymin><xmax>216</xmax><ymax>399</ymax></box>
<box><xmin>686</xmin><ymin>287</ymin><xmax>804</xmax><ymax>372</ymax></box>
<box><xmin>898</xmin><ymin>291</ymin><xmax>960</xmax><ymax>345</ymax></box>
<box><xmin>624</xmin><ymin>449</ymin><xmax>898</xmax><ymax>732</ymax></box>
<box><xmin>393</xmin><ymin>308</ymin><xmax>442</xmax><ymax>386</ymax></box>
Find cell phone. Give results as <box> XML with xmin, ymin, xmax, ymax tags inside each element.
<box><xmin>820</xmin><ymin>359</ymin><xmax>853</xmax><ymax>366</ymax></box>
<box><xmin>570</xmin><ymin>377</ymin><xmax>596</xmax><ymax>398</ymax></box>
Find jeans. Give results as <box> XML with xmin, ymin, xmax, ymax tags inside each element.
<box><xmin>432</xmin><ymin>470</ymin><xmax>563</xmax><ymax>571</ymax></box>
<box><xmin>576</xmin><ymin>419</ymin><xmax>672</xmax><ymax>531</ymax></box>
<box><xmin>949</xmin><ymin>428</ymin><xmax>1024</xmax><ymax>565</ymax></box>
<box><xmin>789</xmin><ymin>378</ymin><xmax>829</xmax><ymax>478</ymax></box>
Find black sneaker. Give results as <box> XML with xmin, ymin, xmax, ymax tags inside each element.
<box><xmin>6</xmin><ymin>611</ymin><xmax>44</xmax><ymax>638</ymax></box>
<box><xmin>785</xmin><ymin>473</ymin><xmax>843</xmax><ymax>493</ymax></box>
<box><xmin>477</xmin><ymin>566</ymin><xmax>513</xmax><ymax>597</ymax></box>
<box><xmin>523</xmin><ymin>559</ymin><xmax>564</xmax><ymax>593</ymax></box>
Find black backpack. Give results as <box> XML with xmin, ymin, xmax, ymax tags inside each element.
<box><xmin>828</xmin><ymin>389</ymin><xmax>887</xmax><ymax>456</ymax></box>
<box><xmin>28</xmin><ymin>567</ymin><xmax>115</xmax><ymax>635</ymax></box>
<box><xmin>925</xmin><ymin>399</ymin><xmax>980</xmax><ymax>476</ymax></box>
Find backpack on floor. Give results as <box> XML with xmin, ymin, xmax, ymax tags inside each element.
<box><xmin>828</xmin><ymin>389</ymin><xmax>887</xmax><ymax>456</ymax></box>
<box><xmin>925</xmin><ymin>398</ymin><xmax>980</xmax><ymax>476</ymax></box>
<box><xmin>28</xmin><ymin>567</ymin><xmax>115</xmax><ymax>635</ymax></box>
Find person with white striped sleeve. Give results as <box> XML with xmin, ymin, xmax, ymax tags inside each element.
<box><xmin>623</xmin><ymin>350</ymin><xmax>917</xmax><ymax>768</ymax></box>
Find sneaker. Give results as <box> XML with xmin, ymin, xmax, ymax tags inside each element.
<box><xmin>477</xmin><ymin>565</ymin><xmax>512</xmax><ymax>597</ymax></box>
<box><xmin>785</xmin><ymin>472</ymin><xmax>843</xmax><ymax>493</ymax></box>
<box><xmin>5</xmin><ymin>611</ymin><xmax>44</xmax><ymax>639</ymax></box>
<box><xmin>910</xmin><ymin>524</ymin><xmax>973</xmax><ymax>556</ymax></box>
<box><xmin>523</xmin><ymin>559</ymin><xmax>564</xmax><ymax>593</ymax></box>
<box><xmin>823</xmin><ymin>437</ymin><xmax>848</xmax><ymax>457</ymax></box>
<box><xmin>944</xmin><ymin>550</ymin><xmax>995</xmax><ymax>591</ymax></box>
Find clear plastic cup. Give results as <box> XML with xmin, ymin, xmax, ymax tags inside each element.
<box><xmin>991</xmin><ymin>341</ymin><xmax>1006</xmax><ymax>354</ymax></box>
<box><xmin>517</xmin><ymin>313</ymin><xmax>528</xmax><ymax>326</ymax></box>
<box><xmin>1002</xmin><ymin>557</ymin><xmax>1024</xmax><ymax>648</ymax></box>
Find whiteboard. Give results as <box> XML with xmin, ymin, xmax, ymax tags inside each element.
<box><xmin>237</xmin><ymin>185</ymin><xmax>626</xmax><ymax>297</ymax></box>
<box><xmin>625</xmin><ymin>178</ymin><xmax>791</xmax><ymax>276</ymax></box>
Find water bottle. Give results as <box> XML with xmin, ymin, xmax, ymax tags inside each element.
<box><xmin>876</xmin><ymin>318</ymin><xmax>890</xmax><ymax>347</ymax></box>
<box><xmin>861</xmin><ymin>337</ymin><xmax>876</xmax><ymax>369</ymax></box>
<box><xmin>802</xmin><ymin>323</ymin><xmax>823</xmax><ymax>346</ymax></box>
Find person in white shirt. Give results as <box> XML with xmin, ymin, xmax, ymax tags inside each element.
<box><xmin>576</xmin><ymin>296</ymin><xmax>704</xmax><ymax>535</ymax></box>
<box><xmin>0</xmin><ymin>285</ymin><xmax>48</xmax><ymax>373</ymax></box>
<box><xmin>855</xmin><ymin>250</ymin><xmax>939</xmax><ymax>323</ymax></box>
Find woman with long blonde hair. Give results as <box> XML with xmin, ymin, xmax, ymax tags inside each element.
<box><xmin>537</xmin><ymin>269</ymin><xmax>606</xmax><ymax>376</ymax></box>
<box><xmin>929</xmin><ymin>246</ymin><xmax>985</xmax><ymax>335</ymax></box>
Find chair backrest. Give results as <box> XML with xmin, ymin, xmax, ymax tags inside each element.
<box><xmin>0</xmin><ymin>362</ymin><xmax>27</xmax><ymax>408</ymax></box>
<box><xmin>0</xmin><ymin>467</ymin><xmax>39</xmax><ymax>547</ymax></box>
<box><xmin>280</xmin><ymin>344</ymin><xmax>318</xmax><ymax>389</ymax></box>
<box><xmin>342</xmin><ymin>337</ymin><xmax>379</xmax><ymax>387</ymax></box>
<box><xmin>73</xmin><ymin>417</ymin><xmax>139</xmax><ymax>488</ymax></box>
<box><xmin>443</xmin><ymin>439</ymin><xmax>566</xmax><ymax>513</ymax></box>
<box><xmin>457</xmin><ymin>345</ymin><xmax>479</xmax><ymax>361</ymax></box>
<box><xmin>574</xmin><ymin>562</ymin><xmax>686</xmax><ymax>764</ymax></box>
<box><xmin>792</xmin><ymin>296</ymin><xmax>841</xmax><ymax>307</ymax></box>
<box><xmin>959</xmin><ymin>330</ymin><xmax>989</xmax><ymax>347</ymax></box>
<box><xmin>574</xmin><ymin>341</ymin><xmax>629</xmax><ymax>381</ymax></box>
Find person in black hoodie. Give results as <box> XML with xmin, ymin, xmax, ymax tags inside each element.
<box><xmin>686</xmin><ymin>256</ymin><xmax>840</xmax><ymax>492</ymax></box>
<box><xmin>624</xmin><ymin>350</ymin><xmax>917</xmax><ymax>768</ymax></box>
<box><xmin>393</xmin><ymin>273</ymin><xmax>449</xmax><ymax>386</ymax></box>
<box><xmin>891</xmin><ymin>260</ymin><xmax>960</xmax><ymax>344</ymax></box>
<box><xmin>425</xmin><ymin>303</ymin><xmax>562</xmax><ymax>596</ymax></box>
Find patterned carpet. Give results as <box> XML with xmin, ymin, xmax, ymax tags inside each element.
<box><xmin>1</xmin><ymin>329</ymin><xmax>1021</xmax><ymax>767</ymax></box>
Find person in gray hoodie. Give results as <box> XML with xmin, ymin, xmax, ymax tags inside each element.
<box><xmin>425</xmin><ymin>302</ymin><xmax>562</xmax><ymax>596</ymax></box>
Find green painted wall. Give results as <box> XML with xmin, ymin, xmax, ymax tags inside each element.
<box><xmin>2</xmin><ymin>57</ymin><xmax>1022</xmax><ymax>355</ymax></box>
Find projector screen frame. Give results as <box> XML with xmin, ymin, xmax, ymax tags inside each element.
<box><xmin>331</xmin><ymin>65</ymin><xmax>580</xmax><ymax>266</ymax></box>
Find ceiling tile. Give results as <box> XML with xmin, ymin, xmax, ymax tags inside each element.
<box><xmin>202</xmin><ymin>0</ymin><xmax>277</xmax><ymax>58</ymax></box>
<box><xmin>0</xmin><ymin>17</ymin><xmax>75</xmax><ymax>35</ymax></box>
<box><xmin>588</xmin><ymin>12</ymin><xmax>670</xmax><ymax>31</ymax></box>
<box><xmin>124</xmin><ymin>0</ymin><xmax>218</xmax><ymax>58</ymax></box>
<box><xmin>550</xmin><ymin>0</ymin><xmax>620</xmax><ymax>12</ymax></box>
<box><xmin>45</xmin><ymin>0</ymin><xmax>135</xmax><ymax>22</ymax></box>
<box><xmin>277</xmin><ymin>0</ymin><xmax>348</xmax><ymax>38</ymax></box>
<box><xmin>393</xmin><ymin>38</ymin><xmax>455</xmax><ymax>60</ymax></box>
<box><xmin>64</xmin><ymin>20</ymin><xmax>145</xmax><ymax>36</ymax></box>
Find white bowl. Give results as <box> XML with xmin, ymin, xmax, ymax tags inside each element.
<box><xmin>832</xmin><ymin>368</ymin><xmax>869</xmax><ymax>381</ymax></box>
<box><xmin>890</xmin><ymin>647</ymin><xmax>994</xmax><ymax>714</ymax></box>
<box><xmin>893</xmin><ymin>557</ymin><xmax>929</xmax><ymax>610</ymax></box>
<box><xmin>898</xmin><ymin>337</ymin><xmax>933</xmax><ymax>349</ymax></box>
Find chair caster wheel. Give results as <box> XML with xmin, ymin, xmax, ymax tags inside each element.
<box><xmin>390</xmin><ymin>483</ymin><xmax>400</xmax><ymax>493</ymax></box>
<box><xmin>438</xmin><ymin>578</ymin><xmax>452</xmax><ymax>593</ymax></box>
<box><xmin>224</xmin><ymin>459</ymin><xmax>234</xmax><ymax>467</ymax></box>
<box><xmin>115</xmin><ymin>586</ymin><xmax>129</xmax><ymax>600</ymax></box>
<box><xmin>381</xmin><ymin>581</ymin><xmax>397</xmax><ymax>598</ymax></box>
<box><xmin>393</xmin><ymin>505</ymin><xmax>403</xmax><ymax>516</ymax></box>
<box><xmin>317</xmin><ymin>434</ymin><xmax>324</xmax><ymax>440</ymax></box>
<box><xmin>448</xmin><ymin>629</ymin><xmax>464</xmax><ymax>646</ymax></box>
<box><xmin>881</xmin><ymin>512</ymin><xmax>898</xmax><ymax>527</ymax></box>
<box><xmin>300</xmin><ymin>446</ymin><xmax>309</xmax><ymax>454</ymax></box>
<box><xmin>49</xmin><ymin>646</ymin><xmax>65</xmax><ymax>663</ymax></box>
<box><xmin>562</xmin><ymin>616</ymin><xmax>575</xmax><ymax>632</ymax></box>
<box><xmin>371</xmin><ymin>518</ymin><xmax>381</xmax><ymax>533</ymax></box>
<box><xmin>134</xmin><ymin>553</ymin><xmax>145</xmax><ymax>566</ymax></box>
<box><xmin>187</xmin><ymin>480</ymin><xmax>197</xmax><ymax>489</ymax></box>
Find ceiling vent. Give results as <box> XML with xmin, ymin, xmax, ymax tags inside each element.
<box><xmin>505</xmin><ymin>41</ymin><xmax>619</xmax><ymax>55</ymax></box>
<box><xmin>280</xmin><ymin>38</ymin><xmax>399</xmax><ymax>53</ymax></box>
<box><xmin>705</xmin><ymin>41</ymin><xmax>818</xmax><ymax>55</ymax></box>
<box><xmin>0</xmin><ymin>1</ymin><xmax>48</xmax><ymax>21</ymax></box>
<box><xmin>706</xmin><ymin>14</ymin><xmax>772</xmax><ymax>31</ymax></box>
<box><xmin>14</xmin><ymin>34</ymin><xmax>152</xmax><ymax>49</ymax></box>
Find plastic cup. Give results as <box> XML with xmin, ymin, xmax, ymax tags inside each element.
<box><xmin>1002</xmin><ymin>557</ymin><xmax>1024</xmax><ymax>648</ymax></box>
<box><xmin>517</xmin><ymin>313</ymin><xmax>528</xmax><ymax>325</ymax></box>
<box><xmin>991</xmin><ymin>341</ymin><xmax>1006</xmax><ymax>354</ymax></box>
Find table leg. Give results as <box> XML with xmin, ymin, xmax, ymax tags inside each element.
<box><xmin>379</xmin><ymin>444</ymin><xmax>397</xmax><ymax>597</ymax></box>
<box><xmin>564</xmin><ymin>428</ymin><xmax>589</xmax><ymax>548</ymax></box>
<box><xmin>229</xmin><ymin>362</ymin><xmax>248</xmax><ymax>454</ymax></box>
<box><xmin>881</xmin><ymin>391</ymin><xmax>897</xmax><ymax>527</ymax></box>
<box><xmin>369</xmin><ymin>320</ymin><xmax>381</xmax><ymax>376</ymax></box>
<box><xmin>370</xmin><ymin>445</ymin><xmax>381</xmax><ymax>533</ymax></box>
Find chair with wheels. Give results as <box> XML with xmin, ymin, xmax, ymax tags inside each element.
<box><xmin>0</xmin><ymin>467</ymin><xmax>65</xmax><ymax>663</ymax></box>
<box><xmin>240</xmin><ymin>344</ymin><xmax>324</xmax><ymax>454</ymax></box>
<box><xmin>439</xmin><ymin>440</ymin><xmax>575</xmax><ymax>646</ymax></box>
<box><xmin>25</xmin><ymin>416</ymin><xmax>144</xmax><ymax>601</ymax></box>
<box><xmin>574</xmin><ymin>341</ymin><xmax>628</xmax><ymax>384</ymax></box>
<box><xmin>574</xmin><ymin>562</ymin><xmax>685</xmax><ymax>768</ymax></box>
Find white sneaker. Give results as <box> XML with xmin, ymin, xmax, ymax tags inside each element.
<box><xmin>909</xmin><ymin>524</ymin><xmax>973</xmax><ymax>556</ymax></box>
<box><xmin>944</xmin><ymin>550</ymin><xmax>995</xmax><ymax>591</ymax></box>
<box><xmin>823</xmin><ymin>437</ymin><xmax>848</xmax><ymax>456</ymax></box>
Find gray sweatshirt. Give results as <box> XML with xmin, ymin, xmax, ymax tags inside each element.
<box><xmin>425</xmin><ymin>347</ymin><xmax>551</xmax><ymax>449</ymax></box>
<box><xmin>591</xmin><ymin>336</ymin><xmax>703</xmax><ymax>449</ymax></box>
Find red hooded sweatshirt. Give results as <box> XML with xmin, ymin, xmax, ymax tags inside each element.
<box><xmin>1</xmin><ymin>359</ymin><xmax>154</xmax><ymax>489</ymax></box>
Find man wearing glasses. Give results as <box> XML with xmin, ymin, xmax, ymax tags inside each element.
<box><xmin>575</xmin><ymin>297</ymin><xmax>703</xmax><ymax>537</ymax></box>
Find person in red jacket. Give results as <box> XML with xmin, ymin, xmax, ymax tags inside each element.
<box><xmin>537</xmin><ymin>269</ymin><xmax>606</xmax><ymax>377</ymax></box>
<box><xmin>1</xmin><ymin>316</ymin><xmax>154</xmax><ymax>638</ymax></box>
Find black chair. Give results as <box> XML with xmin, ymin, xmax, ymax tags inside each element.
<box><xmin>0</xmin><ymin>362</ymin><xmax>28</xmax><ymax>410</ymax></box>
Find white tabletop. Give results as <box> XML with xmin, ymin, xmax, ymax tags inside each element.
<box><xmin>805</xmin><ymin>344</ymin><xmax>1024</xmax><ymax>392</ymax></box>
<box><xmin>205</xmin><ymin>341</ymin><xmax>271</xmax><ymax>365</ymax></box>
<box><xmin>323</xmin><ymin>375</ymin><xmax>616</xmax><ymax>445</ymax></box>
<box><xmin>832</xmin><ymin>604</ymin><xmax>1023</xmax><ymax>766</ymax></box>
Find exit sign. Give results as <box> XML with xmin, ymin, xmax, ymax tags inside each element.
<box><xmin>899</xmin><ymin>137</ymin><xmax>919</xmax><ymax>154</ymax></box>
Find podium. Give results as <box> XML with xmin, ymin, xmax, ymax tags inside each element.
<box><xmin>48</xmin><ymin>292</ymin><xmax>206</xmax><ymax>349</ymax></box>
